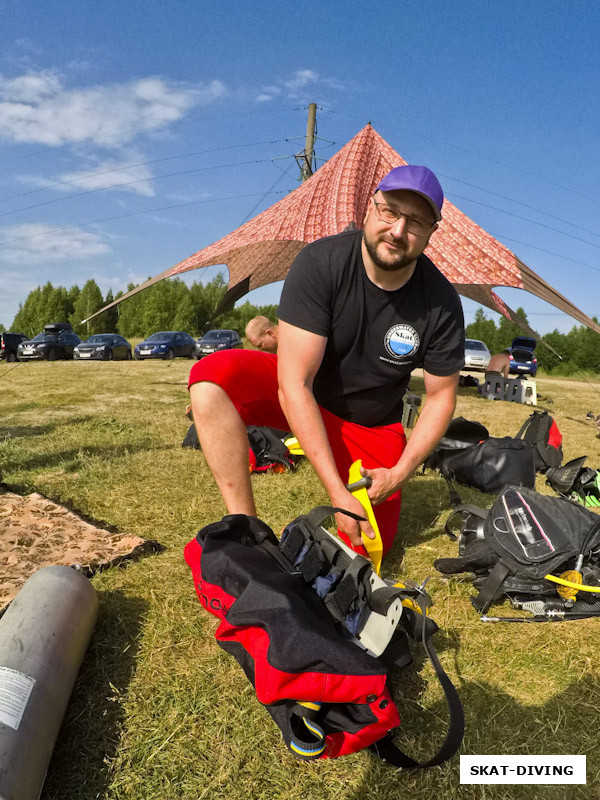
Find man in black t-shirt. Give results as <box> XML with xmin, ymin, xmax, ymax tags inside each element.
<box><xmin>189</xmin><ymin>164</ymin><xmax>464</xmax><ymax>560</ymax></box>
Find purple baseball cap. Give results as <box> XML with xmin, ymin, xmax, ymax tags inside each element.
<box><xmin>375</xmin><ymin>165</ymin><xmax>444</xmax><ymax>221</ymax></box>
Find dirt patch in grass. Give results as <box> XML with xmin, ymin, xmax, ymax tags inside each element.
<box><xmin>0</xmin><ymin>488</ymin><xmax>158</xmax><ymax>607</ymax></box>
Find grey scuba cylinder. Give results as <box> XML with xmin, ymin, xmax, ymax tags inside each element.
<box><xmin>0</xmin><ymin>565</ymin><xmax>98</xmax><ymax>800</ymax></box>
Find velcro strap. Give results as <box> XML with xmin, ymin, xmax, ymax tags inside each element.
<box><xmin>322</xmin><ymin>558</ymin><xmax>367</xmax><ymax>622</ymax></box>
<box><xmin>320</xmin><ymin>535</ymin><xmax>343</xmax><ymax>565</ymax></box>
<box><xmin>279</xmin><ymin>523</ymin><xmax>309</xmax><ymax>564</ymax></box>
<box><xmin>368</xmin><ymin>585</ymin><xmax>404</xmax><ymax>616</ymax></box>
<box><xmin>299</xmin><ymin>541</ymin><xmax>325</xmax><ymax>582</ymax></box>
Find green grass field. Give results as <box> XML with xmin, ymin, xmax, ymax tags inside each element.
<box><xmin>1</xmin><ymin>358</ymin><xmax>600</xmax><ymax>799</ymax></box>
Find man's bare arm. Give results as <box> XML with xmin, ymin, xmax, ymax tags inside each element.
<box><xmin>361</xmin><ymin>370</ymin><xmax>459</xmax><ymax>504</ymax></box>
<box><xmin>277</xmin><ymin>320</ymin><xmax>375</xmax><ymax>546</ymax></box>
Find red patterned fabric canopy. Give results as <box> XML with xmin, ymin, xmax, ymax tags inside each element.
<box><xmin>86</xmin><ymin>124</ymin><xmax>600</xmax><ymax>337</ymax></box>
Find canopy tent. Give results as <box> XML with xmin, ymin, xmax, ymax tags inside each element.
<box><xmin>84</xmin><ymin>124</ymin><xmax>600</xmax><ymax>341</ymax></box>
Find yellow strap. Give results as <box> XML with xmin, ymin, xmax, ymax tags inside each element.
<box><xmin>348</xmin><ymin>459</ymin><xmax>383</xmax><ymax>575</ymax></box>
<box><xmin>392</xmin><ymin>580</ymin><xmax>427</xmax><ymax>615</ymax></box>
<box><xmin>297</xmin><ymin>701</ymin><xmax>321</xmax><ymax>712</ymax></box>
<box><xmin>283</xmin><ymin>436</ymin><xmax>305</xmax><ymax>456</ymax></box>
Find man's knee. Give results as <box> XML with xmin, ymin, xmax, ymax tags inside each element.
<box><xmin>190</xmin><ymin>381</ymin><xmax>232</xmax><ymax>420</ymax></box>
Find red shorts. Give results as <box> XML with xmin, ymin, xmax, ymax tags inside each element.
<box><xmin>189</xmin><ymin>350</ymin><xmax>406</xmax><ymax>557</ymax></box>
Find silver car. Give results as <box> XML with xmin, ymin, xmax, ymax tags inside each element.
<box><xmin>463</xmin><ymin>338</ymin><xmax>491</xmax><ymax>371</ymax></box>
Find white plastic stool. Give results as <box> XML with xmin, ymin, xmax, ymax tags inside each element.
<box><xmin>519</xmin><ymin>379</ymin><xmax>537</xmax><ymax>405</ymax></box>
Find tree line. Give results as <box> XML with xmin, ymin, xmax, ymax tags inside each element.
<box><xmin>4</xmin><ymin>276</ymin><xmax>278</xmax><ymax>340</ymax></box>
<box><xmin>4</xmin><ymin>282</ymin><xmax>599</xmax><ymax>376</ymax></box>
<box><xmin>466</xmin><ymin>307</ymin><xmax>600</xmax><ymax>376</ymax></box>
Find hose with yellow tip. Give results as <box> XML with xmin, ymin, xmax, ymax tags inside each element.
<box><xmin>545</xmin><ymin>573</ymin><xmax>600</xmax><ymax>594</ymax></box>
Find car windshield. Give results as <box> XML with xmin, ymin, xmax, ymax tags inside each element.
<box><xmin>465</xmin><ymin>340</ymin><xmax>488</xmax><ymax>351</ymax></box>
<box><xmin>146</xmin><ymin>332</ymin><xmax>174</xmax><ymax>342</ymax></box>
<box><xmin>85</xmin><ymin>335</ymin><xmax>112</xmax><ymax>344</ymax></box>
<box><xmin>203</xmin><ymin>331</ymin><xmax>230</xmax><ymax>340</ymax></box>
<box><xmin>31</xmin><ymin>333</ymin><xmax>58</xmax><ymax>342</ymax></box>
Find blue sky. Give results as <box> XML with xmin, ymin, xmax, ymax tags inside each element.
<box><xmin>0</xmin><ymin>0</ymin><xmax>599</xmax><ymax>335</ymax></box>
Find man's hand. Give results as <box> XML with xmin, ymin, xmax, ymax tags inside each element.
<box><xmin>330</xmin><ymin>487</ymin><xmax>375</xmax><ymax>548</ymax></box>
<box><xmin>359</xmin><ymin>465</ymin><xmax>401</xmax><ymax>506</ymax></box>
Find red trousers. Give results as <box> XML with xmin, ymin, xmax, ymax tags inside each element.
<box><xmin>189</xmin><ymin>350</ymin><xmax>406</xmax><ymax>557</ymax></box>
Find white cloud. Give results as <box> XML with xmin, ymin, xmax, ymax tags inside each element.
<box><xmin>284</xmin><ymin>70</ymin><xmax>318</xmax><ymax>92</ymax></box>
<box><xmin>39</xmin><ymin>159</ymin><xmax>156</xmax><ymax>197</ymax></box>
<box><xmin>256</xmin><ymin>69</ymin><xmax>343</xmax><ymax>102</ymax></box>
<box><xmin>256</xmin><ymin>85</ymin><xmax>282</xmax><ymax>102</ymax></box>
<box><xmin>0</xmin><ymin>69</ymin><xmax>61</xmax><ymax>102</ymax></box>
<box><xmin>0</xmin><ymin>224</ymin><xmax>110</xmax><ymax>264</ymax></box>
<box><xmin>0</xmin><ymin>70</ymin><xmax>226</xmax><ymax>147</ymax></box>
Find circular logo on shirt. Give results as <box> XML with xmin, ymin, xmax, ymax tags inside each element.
<box><xmin>384</xmin><ymin>324</ymin><xmax>419</xmax><ymax>359</ymax></box>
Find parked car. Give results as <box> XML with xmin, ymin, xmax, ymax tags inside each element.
<box><xmin>194</xmin><ymin>329</ymin><xmax>243</xmax><ymax>359</ymax></box>
<box><xmin>134</xmin><ymin>331</ymin><xmax>196</xmax><ymax>360</ymax></box>
<box><xmin>17</xmin><ymin>323</ymin><xmax>81</xmax><ymax>361</ymax></box>
<box><xmin>0</xmin><ymin>331</ymin><xmax>28</xmax><ymax>362</ymax></box>
<box><xmin>509</xmin><ymin>336</ymin><xmax>538</xmax><ymax>377</ymax></box>
<box><xmin>74</xmin><ymin>334</ymin><xmax>132</xmax><ymax>361</ymax></box>
<box><xmin>463</xmin><ymin>338</ymin><xmax>491</xmax><ymax>371</ymax></box>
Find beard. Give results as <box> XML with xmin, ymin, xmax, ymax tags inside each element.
<box><xmin>362</xmin><ymin>231</ymin><xmax>417</xmax><ymax>272</ymax></box>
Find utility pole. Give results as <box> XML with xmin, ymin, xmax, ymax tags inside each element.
<box><xmin>299</xmin><ymin>103</ymin><xmax>317</xmax><ymax>182</ymax></box>
<box><xmin>276</xmin><ymin>104</ymin><xmax>331</xmax><ymax>181</ymax></box>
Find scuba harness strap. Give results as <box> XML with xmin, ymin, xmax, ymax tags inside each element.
<box><xmin>471</xmin><ymin>561</ymin><xmax>513</xmax><ymax>613</ymax></box>
<box><xmin>372</xmin><ymin>591</ymin><xmax>465</xmax><ymax>769</ymax></box>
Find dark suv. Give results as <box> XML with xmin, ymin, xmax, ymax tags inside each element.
<box><xmin>17</xmin><ymin>322</ymin><xmax>81</xmax><ymax>361</ymax></box>
<box><xmin>194</xmin><ymin>329</ymin><xmax>243</xmax><ymax>359</ymax></box>
<box><xmin>0</xmin><ymin>332</ymin><xmax>28</xmax><ymax>362</ymax></box>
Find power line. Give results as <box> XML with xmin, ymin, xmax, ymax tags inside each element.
<box><xmin>0</xmin><ymin>139</ymin><xmax>287</xmax><ymax>205</ymax></box>
<box><xmin>0</xmin><ymin>157</ymin><xmax>289</xmax><ymax>220</ymax></box>
<box><xmin>321</xmin><ymin>106</ymin><xmax>596</xmax><ymax>205</ymax></box>
<box><xmin>448</xmin><ymin>192</ymin><xmax>600</xmax><ymax>252</ymax></box>
<box><xmin>0</xmin><ymin>106</ymin><xmax>297</xmax><ymax>167</ymax></box>
<box><xmin>240</xmin><ymin>162</ymin><xmax>295</xmax><ymax>224</ymax></box>
<box><xmin>486</xmin><ymin>230</ymin><xmax>600</xmax><ymax>274</ymax></box>
<box><xmin>438</xmin><ymin>171</ymin><xmax>600</xmax><ymax>241</ymax></box>
<box><xmin>5</xmin><ymin>103</ymin><xmax>598</xmax><ymax>254</ymax></box>
<box><xmin>0</xmin><ymin>189</ymin><xmax>287</xmax><ymax>247</ymax></box>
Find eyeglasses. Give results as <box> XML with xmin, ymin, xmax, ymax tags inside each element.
<box><xmin>372</xmin><ymin>199</ymin><xmax>434</xmax><ymax>236</ymax></box>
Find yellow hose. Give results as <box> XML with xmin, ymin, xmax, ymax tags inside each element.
<box><xmin>545</xmin><ymin>573</ymin><xmax>600</xmax><ymax>594</ymax></box>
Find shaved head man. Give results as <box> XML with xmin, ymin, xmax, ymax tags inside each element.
<box><xmin>245</xmin><ymin>316</ymin><xmax>279</xmax><ymax>353</ymax></box>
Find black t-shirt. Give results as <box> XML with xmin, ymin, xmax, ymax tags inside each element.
<box><xmin>278</xmin><ymin>229</ymin><xmax>465</xmax><ymax>427</ymax></box>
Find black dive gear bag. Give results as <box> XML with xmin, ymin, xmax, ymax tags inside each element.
<box><xmin>434</xmin><ymin>486</ymin><xmax>600</xmax><ymax>615</ymax></box>
<box><xmin>425</xmin><ymin>418</ymin><xmax>535</xmax><ymax>502</ymax></box>
<box><xmin>185</xmin><ymin>507</ymin><xmax>464</xmax><ymax>768</ymax></box>
<box><xmin>182</xmin><ymin>423</ymin><xmax>296</xmax><ymax>472</ymax></box>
